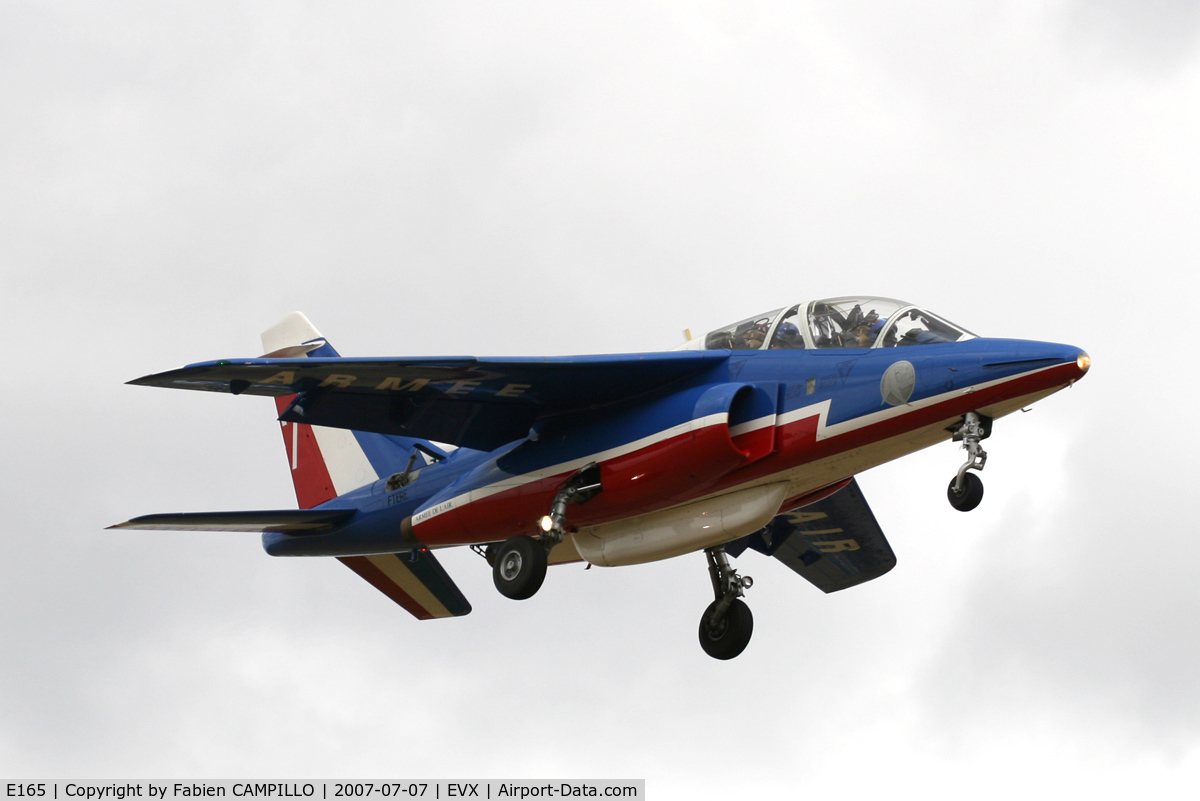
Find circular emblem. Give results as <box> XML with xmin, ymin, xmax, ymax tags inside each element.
<box><xmin>880</xmin><ymin>360</ymin><xmax>916</xmax><ymax>406</ymax></box>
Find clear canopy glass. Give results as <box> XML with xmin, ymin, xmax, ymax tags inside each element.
<box><xmin>702</xmin><ymin>309</ymin><xmax>783</xmax><ymax>350</ymax></box>
<box><xmin>701</xmin><ymin>297</ymin><xmax>974</xmax><ymax>351</ymax></box>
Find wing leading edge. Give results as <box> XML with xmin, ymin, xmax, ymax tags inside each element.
<box><xmin>727</xmin><ymin>478</ymin><xmax>897</xmax><ymax>593</ymax></box>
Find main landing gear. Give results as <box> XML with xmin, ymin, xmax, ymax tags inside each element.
<box><xmin>698</xmin><ymin>547</ymin><xmax>754</xmax><ymax>660</ymax></box>
<box><xmin>488</xmin><ymin>536</ymin><xmax>547</xmax><ymax>600</ymax></box>
<box><xmin>947</xmin><ymin>411</ymin><xmax>991</xmax><ymax>512</ymax></box>
<box><xmin>486</xmin><ymin>463</ymin><xmax>602</xmax><ymax>601</ymax></box>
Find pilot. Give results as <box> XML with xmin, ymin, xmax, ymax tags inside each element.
<box><xmin>891</xmin><ymin>311</ymin><xmax>952</xmax><ymax>345</ymax></box>
<box><xmin>899</xmin><ymin>327</ymin><xmax>954</xmax><ymax>345</ymax></box>
<box><xmin>846</xmin><ymin>315</ymin><xmax>883</xmax><ymax>348</ymax></box>
<box><xmin>770</xmin><ymin>322</ymin><xmax>803</xmax><ymax>349</ymax></box>
<box><xmin>738</xmin><ymin>327</ymin><xmax>767</xmax><ymax>349</ymax></box>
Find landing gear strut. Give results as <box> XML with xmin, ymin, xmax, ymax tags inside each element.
<box><xmin>490</xmin><ymin>463</ymin><xmax>601</xmax><ymax>601</ymax></box>
<box><xmin>698</xmin><ymin>547</ymin><xmax>754</xmax><ymax>660</ymax></box>
<box><xmin>947</xmin><ymin>411</ymin><xmax>991</xmax><ymax>512</ymax></box>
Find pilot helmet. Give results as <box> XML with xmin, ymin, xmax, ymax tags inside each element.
<box><xmin>869</xmin><ymin>318</ymin><xmax>887</xmax><ymax>339</ymax></box>
<box><xmin>776</xmin><ymin>322</ymin><xmax>800</xmax><ymax>342</ymax></box>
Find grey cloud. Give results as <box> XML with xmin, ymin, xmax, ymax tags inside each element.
<box><xmin>916</xmin><ymin>405</ymin><xmax>1200</xmax><ymax>755</ymax></box>
<box><xmin>2</xmin><ymin>1</ymin><xmax>1199</xmax><ymax>794</ymax></box>
<box><xmin>1063</xmin><ymin>0</ymin><xmax>1200</xmax><ymax>75</ymax></box>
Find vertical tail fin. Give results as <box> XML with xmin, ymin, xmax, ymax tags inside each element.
<box><xmin>261</xmin><ymin>313</ymin><xmax>472</xmax><ymax>619</ymax></box>
<box><xmin>261</xmin><ymin>312</ymin><xmax>449</xmax><ymax>509</ymax></box>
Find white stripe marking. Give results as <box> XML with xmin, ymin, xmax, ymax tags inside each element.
<box><xmin>413</xmin><ymin>362</ymin><xmax>1068</xmax><ymax>528</ymax></box>
<box><xmin>781</xmin><ymin>362</ymin><xmax>1068</xmax><ymax>442</ymax></box>
<box><xmin>728</xmin><ymin>415</ymin><xmax>776</xmax><ymax>438</ymax></box>
<box><xmin>310</xmin><ymin>425</ymin><xmax>379</xmax><ymax>497</ymax></box>
<box><xmin>413</xmin><ymin>412</ymin><xmax>729</xmax><ymax>526</ymax></box>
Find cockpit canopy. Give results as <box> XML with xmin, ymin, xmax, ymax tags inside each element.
<box><xmin>698</xmin><ymin>297</ymin><xmax>974</xmax><ymax>351</ymax></box>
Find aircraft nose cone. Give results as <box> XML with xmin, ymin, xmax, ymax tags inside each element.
<box><xmin>1051</xmin><ymin>344</ymin><xmax>1091</xmax><ymax>381</ymax></box>
<box><xmin>977</xmin><ymin>339</ymin><xmax>1091</xmax><ymax>388</ymax></box>
<box><xmin>1041</xmin><ymin>343</ymin><xmax>1091</xmax><ymax>382</ymax></box>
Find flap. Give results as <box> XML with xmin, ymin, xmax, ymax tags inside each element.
<box><xmin>128</xmin><ymin>351</ymin><xmax>729</xmax><ymax>449</ymax></box>
<box><xmin>108</xmin><ymin>509</ymin><xmax>355</xmax><ymax>533</ymax></box>
<box><xmin>727</xmin><ymin>478</ymin><xmax>896</xmax><ymax>593</ymax></box>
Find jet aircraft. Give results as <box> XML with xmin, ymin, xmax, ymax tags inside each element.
<box><xmin>112</xmin><ymin>297</ymin><xmax>1090</xmax><ymax>659</ymax></box>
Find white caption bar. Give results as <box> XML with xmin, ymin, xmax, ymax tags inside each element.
<box><xmin>3</xmin><ymin>782</ymin><xmax>645</xmax><ymax>801</ymax></box>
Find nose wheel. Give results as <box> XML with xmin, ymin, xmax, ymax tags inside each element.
<box><xmin>948</xmin><ymin>412</ymin><xmax>990</xmax><ymax>512</ymax></box>
<box><xmin>947</xmin><ymin>471</ymin><xmax>984</xmax><ymax>511</ymax></box>
<box><xmin>698</xmin><ymin>547</ymin><xmax>754</xmax><ymax>660</ymax></box>
<box><xmin>699</xmin><ymin>599</ymin><xmax>753</xmax><ymax>660</ymax></box>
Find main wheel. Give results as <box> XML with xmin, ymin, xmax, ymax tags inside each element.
<box><xmin>698</xmin><ymin>599</ymin><xmax>753</xmax><ymax>660</ymax></box>
<box><xmin>492</xmin><ymin>535</ymin><xmax>548</xmax><ymax>600</ymax></box>
<box><xmin>947</xmin><ymin>472</ymin><xmax>984</xmax><ymax>512</ymax></box>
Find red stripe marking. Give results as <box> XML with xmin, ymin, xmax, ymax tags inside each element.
<box><xmin>733</xmin><ymin>424</ymin><xmax>775</xmax><ymax>465</ymax></box>
<box><xmin>275</xmin><ymin>396</ymin><xmax>338</xmax><ymax>510</ymax></box>
<box><xmin>337</xmin><ymin>555</ymin><xmax>434</xmax><ymax>620</ymax></box>
<box><xmin>413</xmin><ymin>423</ymin><xmax>747</xmax><ymax>545</ymax></box>
<box><xmin>706</xmin><ymin>361</ymin><xmax>1083</xmax><ymax>498</ymax></box>
<box><xmin>413</xmin><ymin>362</ymin><xmax>1081</xmax><ymax>547</ymax></box>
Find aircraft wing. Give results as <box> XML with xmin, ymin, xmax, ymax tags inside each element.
<box><xmin>726</xmin><ymin>479</ymin><xmax>896</xmax><ymax>593</ymax></box>
<box><xmin>128</xmin><ymin>352</ymin><xmax>730</xmax><ymax>450</ymax></box>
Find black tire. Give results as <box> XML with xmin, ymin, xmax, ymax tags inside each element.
<box><xmin>947</xmin><ymin>472</ymin><xmax>984</xmax><ymax>512</ymax></box>
<box><xmin>492</xmin><ymin>535</ymin><xmax>548</xmax><ymax>600</ymax></box>
<box><xmin>698</xmin><ymin>599</ymin><xmax>754</xmax><ymax>660</ymax></box>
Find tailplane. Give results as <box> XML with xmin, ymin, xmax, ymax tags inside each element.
<box><xmin>112</xmin><ymin>312</ymin><xmax>472</xmax><ymax>620</ymax></box>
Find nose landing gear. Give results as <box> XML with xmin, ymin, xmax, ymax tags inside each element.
<box><xmin>947</xmin><ymin>411</ymin><xmax>991</xmax><ymax>512</ymax></box>
<box><xmin>698</xmin><ymin>547</ymin><xmax>754</xmax><ymax>660</ymax></box>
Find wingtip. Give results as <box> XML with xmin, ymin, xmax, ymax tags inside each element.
<box><xmin>126</xmin><ymin>367</ymin><xmax>186</xmax><ymax>387</ymax></box>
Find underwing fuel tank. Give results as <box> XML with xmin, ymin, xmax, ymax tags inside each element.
<box><xmin>571</xmin><ymin>482</ymin><xmax>791</xmax><ymax>567</ymax></box>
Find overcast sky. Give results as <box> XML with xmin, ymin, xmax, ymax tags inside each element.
<box><xmin>3</xmin><ymin>1</ymin><xmax>1199</xmax><ymax>797</ymax></box>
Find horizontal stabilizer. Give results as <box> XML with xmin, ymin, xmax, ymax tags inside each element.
<box><xmin>338</xmin><ymin>551</ymin><xmax>471</xmax><ymax>619</ymax></box>
<box><xmin>727</xmin><ymin>478</ymin><xmax>896</xmax><ymax>593</ymax></box>
<box><xmin>127</xmin><ymin>351</ymin><xmax>730</xmax><ymax>449</ymax></box>
<box><xmin>108</xmin><ymin>509</ymin><xmax>354</xmax><ymax>533</ymax></box>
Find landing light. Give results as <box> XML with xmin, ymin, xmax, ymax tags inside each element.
<box><xmin>1077</xmin><ymin>352</ymin><xmax>1091</xmax><ymax>373</ymax></box>
<box><xmin>539</xmin><ymin>515</ymin><xmax>555</xmax><ymax>533</ymax></box>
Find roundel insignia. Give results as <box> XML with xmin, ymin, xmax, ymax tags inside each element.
<box><xmin>880</xmin><ymin>360</ymin><xmax>916</xmax><ymax>406</ymax></box>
